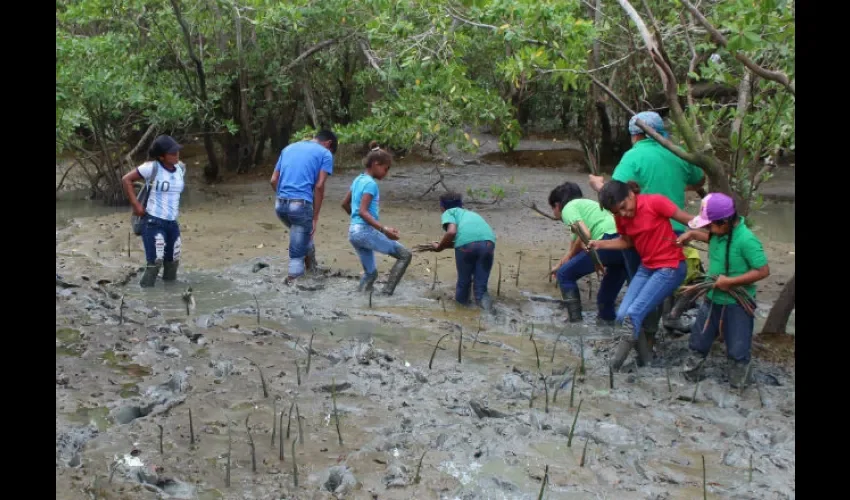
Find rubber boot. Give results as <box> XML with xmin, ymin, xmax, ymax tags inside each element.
<box><xmin>162</xmin><ymin>261</ymin><xmax>179</xmax><ymax>281</ymax></box>
<box><xmin>728</xmin><ymin>360</ymin><xmax>753</xmax><ymax>389</ymax></box>
<box><xmin>635</xmin><ymin>331</ymin><xmax>653</xmax><ymax>367</ymax></box>
<box><xmin>642</xmin><ymin>306</ymin><xmax>662</xmax><ymax>350</ymax></box>
<box><xmin>305</xmin><ymin>246</ymin><xmax>317</xmax><ymax>274</ymax></box>
<box><xmin>479</xmin><ymin>293</ymin><xmax>494</xmax><ymax>313</ymax></box>
<box><xmin>140</xmin><ymin>261</ymin><xmax>162</xmax><ymax>288</ymax></box>
<box><xmin>381</xmin><ymin>247</ymin><xmax>412</xmax><ymax>296</ymax></box>
<box><xmin>682</xmin><ymin>354</ymin><xmax>707</xmax><ymax>382</ymax></box>
<box><xmin>358</xmin><ymin>271</ymin><xmax>378</xmax><ymax>292</ymax></box>
<box><xmin>609</xmin><ymin>318</ymin><xmax>635</xmax><ymax>371</ymax></box>
<box><xmin>561</xmin><ymin>288</ymin><xmax>583</xmax><ymax>323</ymax></box>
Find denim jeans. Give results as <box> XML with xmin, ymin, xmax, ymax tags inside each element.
<box><xmin>689</xmin><ymin>300</ymin><xmax>754</xmax><ymax>363</ymax></box>
<box><xmin>616</xmin><ymin>260</ymin><xmax>687</xmax><ymax>339</ymax></box>
<box><xmin>622</xmin><ymin>229</ymin><xmax>686</xmax><ymax>331</ymax></box>
<box><xmin>276</xmin><ymin>199</ymin><xmax>314</xmax><ymax>277</ymax></box>
<box><xmin>348</xmin><ymin>224</ymin><xmax>406</xmax><ymax>278</ymax></box>
<box><xmin>142</xmin><ymin>216</ymin><xmax>181</xmax><ymax>265</ymax></box>
<box><xmin>454</xmin><ymin>240</ymin><xmax>495</xmax><ymax>305</ymax></box>
<box><xmin>557</xmin><ymin>233</ymin><xmax>629</xmax><ymax>321</ymax></box>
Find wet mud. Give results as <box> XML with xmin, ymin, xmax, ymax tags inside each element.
<box><xmin>56</xmin><ymin>143</ymin><xmax>794</xmax><ymax>499</ymax></box>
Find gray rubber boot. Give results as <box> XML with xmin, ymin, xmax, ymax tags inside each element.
<box><xmin>381</xmin><ymin>247</ymin><xmax>412</xmax><ymax>296</ymax></box>
<box><xmin>728</xmin><ymin>360</ymin><xmax>753</xmax><ymax>389</ymax></box>
<box><xmin>305</xmin><ymin>246</ymin><xmax>317</xmax><ymax>273</ymax></box>
<box><xmin>162</xmin><ymin>261</ymin><xmax>179</xmax><ymax>281</ymax></box>
<box><xmin>635</xmin><ymin>331</ymin><xmax>652</xmax><ymax>367</ymax></box>
<box><xmin>561</xmin><ymin>288</ymin><xmax>583</xmax><ymax>323</ymax></box>
<box><xmin>682</xmin><ymin>354</ymin><xmax>707</xmax><ymax>382</ymax></box>
<box><xmin>609</xmin><ymin>318</ymin><xmax>635</xmax><ymax>371</ymax></box>
<box><xmin>140</xmin><ymin>261</ymin><xmax>162</xmax><ymax>288</ymax></box>
<box><xmin>479</xmin><ymin>293</ymin><xmax>494</xmax><ymax>313</ymax></box>
<box><xmin>358</xmin><ymin>271</ymin><xmax>378</xmax><ymax>292</ymax></box>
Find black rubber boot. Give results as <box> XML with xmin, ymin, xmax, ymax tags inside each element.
<box><xmin>561</xmin><ymin>288</ymin><xmax>583</xmax><ymax>323</ymax></box>
<box><xmin>140</xmin><ymin>261</ymin><xmax>162</xmax><ymax>288</ymax></box>
<box><xmin>610</xmin><ymin>318</ymin><xmax>635</xmax><ymax>371</ymax></box>
<box><xmin>162</xmin><ymin>261</ymin><xmax>179</xmax><ymax>281</ymax></box>
<box><xmin>381</xmin><ymin>247</ymin><xmax>412</xmax><ymax>296</ymax></box>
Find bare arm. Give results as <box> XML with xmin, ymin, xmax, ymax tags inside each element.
<box><xmin>724</xmin><ymin>265</ymin><xmax>770</xmax><ymax>287</ymax></box>
<box><xmin>122</xmin><ymin>169</ymin><xmax>145</xmax><ymax>216</ymax></box>
<box><xmin>670</xmin><ymin>208</ymin><xmax>697</xmax><ymax>227</ymax></box>
<box><xmin>311</xmin><ymin>170</ymin><xmax>330</xmax><ymax>235</ymax></box>
<box><xmin>341</xmin><ymin>190</ymin><xmax>352</xmax><ymax>215</ymax></box>
<box><xmin>589</xmin><ymin>174</ymin><xmax>605</xmax><ymax>192</ymax></box>
<box><xmin>434</xmin><ymin>223</ymin><xmax>457</xmax><ymax>252</ymax></box>
<box><xmin>677</xmin><ymin>229</ymin><xmax>710</xmax><ymax>245</ymax></box>
<box><xmin>270</xmin><ymin>169</ymin><xmax>280</xmax><ymax>191</ymax></box>
<box><xmin>357</xmin><ymin>193</ymin><xmax>383</xmax><ymax>232</ymax></box>
<box><xmin>588</xmin><ymin>234</ymin><xmax>632</xmax><ymax>251</ymax></box>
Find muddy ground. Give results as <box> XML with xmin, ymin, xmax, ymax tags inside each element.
<box><xmin>56</xmin><ymin>140</ymin><xmax>795</xmax><ymax>499</ymax></box>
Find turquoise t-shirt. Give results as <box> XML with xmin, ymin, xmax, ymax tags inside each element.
<box><xmin>441</xmin><ymin>208</ymin><xmax>496</xmax><ymax>248</ymax></box>
<box><xmin>561</xmin><ymin>198</ymin><xmax>617</xmax><ymax>241</ymax></box>
<box><xmin>349</xmin><ymin>173</ymin><xmax>379</xmax><ymax>226</ymax></box>
<box><xmin>612</xmin><ymin>138</ymin><xmax>704</xmax><ymax>232</ymax></box>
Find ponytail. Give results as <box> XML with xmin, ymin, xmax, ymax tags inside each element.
<box><xmin>363</xmin><ymin>140</ymin><xmax>393</xmax><ymax>169</ymax></box>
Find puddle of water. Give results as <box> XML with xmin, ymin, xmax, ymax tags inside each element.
<box><xmin>748</xmin><ymin>202</ymin><xmax>795</xmax><ymax>245</ymax></box>
<box><xmin>122</xmin><ymin>271</ymin><xmax>255</xmax><ymax>318</ymax></box>
<box><xmin>66</xmin><ymin>406</ymin><xmax>112</xmax><ymax>432</ymax></box>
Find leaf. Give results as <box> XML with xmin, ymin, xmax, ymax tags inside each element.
<box><xmin>499</xmin><ymin>24</ymin><xmax>511</xmax><ymax>30</ymax></box>
<box><xmin>472</xmin><ymin>138</ymin><xmax>480</xmax><ymax>147</ymax></box>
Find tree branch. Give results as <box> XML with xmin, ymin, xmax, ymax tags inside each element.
<box><xmin>358</xmin><ymin>38</ymin><xmax>384</xmax><ymax>75</ymax></box>
<box><xmin>282</xmin><ymin>38</ymin><xmax>341</xmax><ymax>73</ymax></box>
<box><xmin>123</xmin><ymin>124</ymin><xmax>157</xmax><ymax>169</ymax></box>
<box><xmin>681</xmin><ymin>0</ymin><xmax>795</xmax><ymax>96</ymax></box>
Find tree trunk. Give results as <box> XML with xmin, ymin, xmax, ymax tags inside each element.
<box><xmin>234</xmin><ymin>5</ymin><xmax>254</xmax><ymax>169</ymax></box>
<box><xmin>761</xmin><ymin>273</ymin><xmax>795</xmax><ymax>335</ymax></box>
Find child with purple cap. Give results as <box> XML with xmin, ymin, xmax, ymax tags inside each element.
<box><xmin>676</xmin><ymin>193</ymin><xmax>770</xmax><ymax>388</ymax></box>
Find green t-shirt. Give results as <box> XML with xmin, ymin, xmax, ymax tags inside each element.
<box><xmin>561</xmin><ymin>198</ymin><xmax>617</xmax><ymax>240</ymax></box>
<box><xmin>706</xmin><ymin>217</ymin><xmax>769</xmax><ymax>305</ymax></box>
<box><xmin>612</xmin><ymin>138</ymin><xmax>704</xmax><ymax>232</ymax></box>
<box><xmin>441</xmin><ymin>208</ymin><xmax>496</xmax><ymax>248</ymax></box>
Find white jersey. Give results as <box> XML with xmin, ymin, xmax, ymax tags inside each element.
<box><xmin>137</xmin><ymin>161</ymin><xmax>185</xmax><ymax>221</ymax></box>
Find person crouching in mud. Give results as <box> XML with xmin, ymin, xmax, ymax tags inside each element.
<box><xmin>122</xmin><ymin>135</ymin><xmax>187</xmax><ymax>287</ymax></box>
<box><xmin>341</xmin><ymin>141</ymin><xmax>411</xmax><ymax>295</ymax></box>
<box><xmin>590</xmin><ymin>180</ymin><xmax>696</xmax><ymax>370</ymax></box>
<box><xmin>548</xmin><ymin>182</ymin><xmax>629</xmax><ymax>325</ymax></box>
<box><xmin>430</xmin><ymin>192</ymin><xmax>497</xmax><ymax>310</ymax></box>
<box><xmin>676</xmin><ymin>193</ymin><xmax>770</xmax><ymax>387</ymax></box>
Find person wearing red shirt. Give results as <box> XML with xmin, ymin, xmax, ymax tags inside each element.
<box><xmin>589</xmin><ymin>180</ymin><xmax>695</xmax><ymax>371</ymax></box>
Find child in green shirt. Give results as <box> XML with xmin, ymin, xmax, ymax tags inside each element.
<box><xmin>430</xmin><ymin>192</ymin><xmax>497</xmax><ymax>309</ymax></box>
<box><xmin>677</xmin><ymin>193</ymin><xmax>770</xmax><ymax>388</ymax></box>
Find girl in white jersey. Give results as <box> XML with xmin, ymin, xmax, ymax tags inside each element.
<box><xmin>122</xmin><ymin>135</ymin><xmax>187</xmax><ymax>287</ymax></box>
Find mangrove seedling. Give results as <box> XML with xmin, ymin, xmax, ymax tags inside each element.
<box><xmin>529</xmin><ymin>387</ymin><xmax>535</xmax><ymax>409</ymax></box>
<box><xmin>253</xmin><ymin>294</ymin><xmax>260</xmax><ymax>325</ymax></box>
<box><xmin>515</xmin><ymin>252</ymin><xmax>522</xmax><ymax>287</ymax></box>
<box><xmin>609</xmin><ymin>364</ymin><xmax>614</xmax><ymax>390</ymax></box>
<box><xmin>225</xmin><ymin>418</ymin><xmax>232</xmax><ymax>488</ymax></box>
<box><xmin>580</xmin><ymin>438</ymin><xmax>589</xmax><ymax>467</ymax></box>
<box><xmin>279</xmin><ymin>407</ymin><xmax>285</xmax><ymax>461</ymax></box>
<box><xmin>457</xmin><ymin>328</ymin><xmax>463</xmax><ymax>364</ymax></box>
<box><xmin>414</xmin><ymin>450</ymin><xmax>427</xmax><ymax>484</ymax></box>
<box><xmin>295</xmin><ymin>360</ymin><xmax>301</xmax><ymax>386</ymax></box>
<box><xmin>431</xmin><ymin>256</ymin><xmax>438</xmax><ymax>290</ymax></box>
<box><xmin>189</xmin><ymin>408</ymin><xmax>195</xmax><ymax>446</ymax></box>
<box><xmin>119</xmin><ymin>295</ymin><xmax>125</xmax><ymax>325</ymax></box>
<box><xmin>332</xmin><ymin>377</ymin><xmax>343</xmax><ymax>446</ymax></box>
<box><xmin>158</xmin><ymin>424</ymin><xmax>163</xmax><ymax>454</ymax></box>
<box><xmin>550</xmin><ymin>332</ymin><xmax>562</xmax><ymax>363</ymax></box>
<box><xmin>536</xmin><ymin>464</ymin><xmax>549</xmax><ymax>500</ymax></box>
<box><xmin>497</xmin><ymin>262</ymin><xmax>502</xmax><ymax>296</ymax></box>
<box><xmin>296</xmin><ymin>403</ymin><xmax>304</xmax><ymax>445</ymax></box>
<box><xmin>579</xmin><ymin>336</ymin><xmax>586</xmax><ymax>375</ymax></box>
<box><xmin>270</xmin><ymin>399</ymin><xmax>277</xmax><ymax>448</ymax></box>
<box><xmin>429</xmin><ymin>333</ymin><xmax>452</xmax><ymax>369</ymax></box>
<box><xmin>569</xmin><ymin>364</ymin><xmax>579</xmax><ymax>408</ymax></box>
<box><xmin>540</xmin><ymin>373</ymin><xmax>549</xmax><ymax>413</ymax></box>
<box><xmin>306</xmin><ymin>332</ymin><xmax>315</xmax><ymax>376</ymax></box>
<box><xmin>246</xmin><ymin>415</ymin><xmax>256</xmax><ymax>473</ymax></box>
<box><xmin>291</xmin><ymin>439</ymin><xmax>298</xmax><ymax>488</ymax></box>
<box><xmin>530</xmin><ymin>337</ymin><xmax>541</xmax><ymax>370</ymax></box>
<box><xmin>567</xmin><ymin>399</ymin><xmax>583</xmax><ymax>447</ymax></box>
<box><xmin>702</xmin><ymin>455</ymin><xmax>707</xmax><ymax>499</ymax></box>
<box><xmin>666</xmin><ymin>365</ymin><xmax>673</xmax><ymax>393</ymax></box>
<box><xmin>244</xmin><ymin>357</ymin><xmax>269</xmax><ymax>398</ymax></box>
<box><xmin>286</xmin><ymin>400</ymin><xmax>295</xmax><ymax>439</ymax></box>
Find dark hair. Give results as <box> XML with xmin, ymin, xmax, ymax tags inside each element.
<box><xmin>711</xmin><ymin>210</ymin><xmax>739</xmax><ymax>275</ymax></box>
<box><xmin>439</xmin><ymin>191</ymin><xmax>464</xmax><ymax>210</ymax></box>
<box><xmin>363</xmin><ymin>140</ymin><xmax>393</xmax><ymax>169</ymax></box>
<box><xmin>315</xmin><ymin>129</ymin><xmax>338</xmax><ymax>154</ymax></box>
<box><xmin>548</xmin><ymin>182</ymin><xmax>584</xmax><ymax>209</ymax></box>
<box><xmin>598</xmin><ymin>180</ymin><xmax>641</xmax><ymax>212</ymax></box>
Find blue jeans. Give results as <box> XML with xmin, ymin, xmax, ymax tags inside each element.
<box><xmin>348</xmin><ymin>224</ymin><xmax>406</xmax><ymax>279</ymax></box>
<box><xmin>556</xmin><ymin>233</ymin><xmax>629</xmax><ymax>321</ymax></box>
<box><xmin>689</xmin><ymin>301</ymin><xmax>754</xmax><ymax>363</ymax></box>
<box><xmin>276</xmin><ymin>199</ymin><xmax>314</xmax><ymax>277</ymax></box>
<box><xmin>142</xmin><ymin>216</ymin><xmax>181</xmax><ymax>265</ymax></box>
<box><xmin>455</xmin><ymin>240</ymin><xmax>495</xmax><ymax>305</ymax></box>
<box><xmin>616</xmin><ymin>261</ymin><xmax>687</xmax><ymax>339</ymax></box>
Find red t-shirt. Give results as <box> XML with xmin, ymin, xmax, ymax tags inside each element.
<box><xmin>615</xmin><ymin>194</ymin><xmax>685</xmax><ymax>269</ymax></box>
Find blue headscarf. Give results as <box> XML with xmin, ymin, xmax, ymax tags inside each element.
<box><xmin>628</xmin><ymin>111</ymin><xmax>669</xmax><ymax>138</ymax></box>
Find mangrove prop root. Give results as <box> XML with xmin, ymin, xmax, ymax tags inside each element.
<box><xmin>286</xmin><ymin>400</ymin><xmax>296</xmax><ymax>439</ymax></box>
<box><xmin>580</xmin><ymin>438</ymin><xmax>589</xmax><ymax>467</ymax></box>
<box><xmin>332</xmin><ymin>377</ymin><xmax>343</xmax><ymax>446</ymax></box>
<box><xmin>569</xmin><ymin>364</ymin><xmax>579</xmax><ymax>408</ymax></box>
<box><xmin>291</xmin><ymin>439</ymin><xmax>298</xmax><ymax>488</ymax></box>
<box><xmin>244</xmin><ymin>357</ymin><xmax>269</xmax><ymax>398</ymax></box>
<box><xmin>537</xmin><ymin>464</ymin><xmax>549</xmax><ymax>500</ymax></box>
<box><xmin>189</xmin><ymin>408</ymin><xmax>195</xmax><ymax>446</ymax></box>
<box><xmin>296</xmin><ymin>404</ymin><xmax>304</xmax><ymax>445</ymax></box>
<box><xmin>246</xmin><ymin>415</ymin><xmax>256</xmax><ymax>473</ymax></box>
<box><xmin>429</xmin><ymin>333</ymin><xmax>452</xmax><ymax>369</ymax></box>
<box><xmin>497</xmin><ymin>262</ymin><xmax>502</xmax><ymax>296</ymax></box>
<box><xmin>225</xmin><ymin>419</ymin><xmax>232</xmax><ymax>488</ymax></box>
<box><xmin>279</xmin><ymin>407</ymin><xmax>285</xmax><ymax>461</ymax></box>
<box><xmin>306</xmin><ymin>332</ymin><xmax>315</xmax><ymax>375</ymax></box>
<box><xmin>414</xmin><ymin>450</ymin><xmax>427</xmax><ymax>484</ymax></box>
<box><xmin>567</xmin><ymin>399</ymin><xmax>583</xmax><ymax>447</ymax></box>
<box><xmin>530</xmin><ymin>337</ymin><xmax>541</xmax><ymax>371</ymax></box>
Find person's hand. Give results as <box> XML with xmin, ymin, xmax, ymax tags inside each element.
<box><xmin>676</xmin><ymin>231</ymin><xmax>694</xmax><ymax>246</ymax></box>
<box><xmin>714</xmin><ymin>275</ymin><xmax>734</xmax><ymax>291</ymax></box>
<box><xmin>385</xmin><ymin>227</ymin><xmax>400</xmax><ymax>240</ymax></box>
<box><xmin>586</xmin><ymin>239</ymin><xmax>602</xmax><ymax>251</ymax></box>
<box><xmin>132</xmin><ymin>202</ymin><xmax>146</xmax><ymax>217</ymax></box>
<box><xmin>549</xmin><ymin>265</ymin><xmax>560</xmax><ymax>277</ymax></box>
<box><xmin>431</xmin><ymin>241</ymin><xmax>440</xmax><ymax>252</ymax></box>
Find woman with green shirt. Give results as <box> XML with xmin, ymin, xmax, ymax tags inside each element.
<box><xmin>676</xmin><ymin>193</ymin><xmax>770</xmax><ymax>387</ymax></box>
<box><xmin>547</xmin><ymin>182</ymin><xmax>630</xmax><ymax>324</ymax></box>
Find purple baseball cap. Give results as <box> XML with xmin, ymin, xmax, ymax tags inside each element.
<box><xmin>688</xmin><ymin>193</ymin><xmax>736</xmax><ymax>228</ymax></box>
